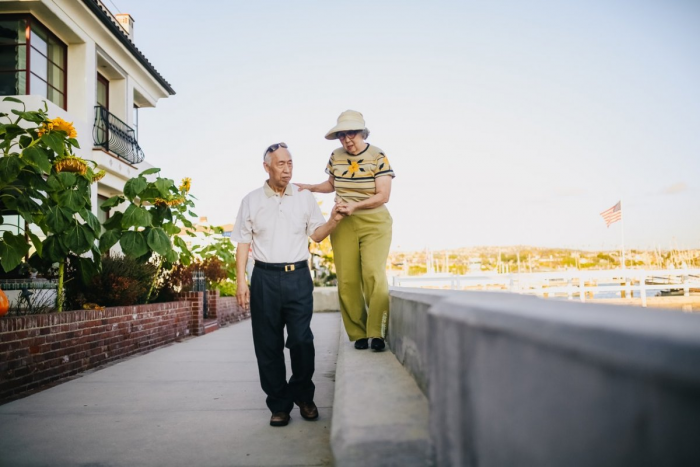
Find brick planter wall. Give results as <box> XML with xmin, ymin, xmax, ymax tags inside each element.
<box><xmin>177</xmin><ymin>292</ymin><xmax>204</xmax><ymax>336</ymax></box>
<box><xmin>210</xmin><ymin>291</ymin><xmax>250</xmax><ymax>325</ymax></box>
<box><xmin>0</xmin><ymin>290</ymin><xmax>253</xmax><ymax>403</ymax></box>
<box><xmin>0</xmin><ymin>301</ymin><xmax>192</xmax><ymax>402</ymax></box>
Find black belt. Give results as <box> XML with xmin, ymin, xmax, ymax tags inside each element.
<box><xmin>254</xmin><ymin>260</ymin><xmax>308</xmax><ymax>272</ymax></box>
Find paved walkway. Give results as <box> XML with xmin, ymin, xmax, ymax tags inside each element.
<box><xmin>0</xmin><ymin>312</ymin><xmax>340</xmax><ymax>467</ymax></box>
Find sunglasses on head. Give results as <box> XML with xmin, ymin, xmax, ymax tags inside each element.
<box><xmin>263</xmin><ymin>142</ymin><xmax>288</xmax><ymax>158</ymax></box>
<box><xmin>336</xmin><ymin>130</ymin><xmax>360</xmax><ymax>139</ymax></box>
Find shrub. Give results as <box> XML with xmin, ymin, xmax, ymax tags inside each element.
<box><xmin>167</xmin><ymin>257</ymin><xmax>227</xmax><ymax>292</ymax></box>
<box><xmin>65</xmin><ymin>254</ymin><xmax>157</xmax><ymax>309</ymax></box>
<box><xmin>213</xmin><ymin>280</ymin><xmax>237</xmax><ymax>297</ymax></box>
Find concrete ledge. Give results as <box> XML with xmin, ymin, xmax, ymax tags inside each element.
<box><xmin>331</xmin><ymin>316</ymin><xmax>432</xmax><ymax>466</ymax></box>
<box><xmin>388</xmin><ymin>288</ymin><xmax>535</xmax><ymax>396</ymax></box>
<box><xmin>428</xmin><ymin>292</ymin><xmax>700</xmax><ymax>466</ymax></box>
<box><xmin>388</xmin><ymin>288</ymin><xmax>450</xmax><ymax>396</ymax></box>
<box><xmin>313</xmin><ymin>286</ymin><xmax>340</xmax><ymax>312</ymax></box>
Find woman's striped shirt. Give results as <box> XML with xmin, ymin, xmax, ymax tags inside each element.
<box><xmin>325</xmin><ymin>144</ymin><xmax>395</xmax><ymax>203</ymax></box>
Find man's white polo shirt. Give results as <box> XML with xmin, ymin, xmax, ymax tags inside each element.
<box><xmin>232</xmin><ymin>181</ymin><xmax>326</xmax><ymax>263</ymax></box>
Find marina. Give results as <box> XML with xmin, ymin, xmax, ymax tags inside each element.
<box><xmin>391</xmin><ymin>268</ymin><xmax>700</xmax><ymax>308</ymax></box>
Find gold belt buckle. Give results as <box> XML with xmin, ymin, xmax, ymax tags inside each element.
<box><xmin>284</xmin><ymin>264</ymin><xmax>295</xmax><ymax>272</ymax></box>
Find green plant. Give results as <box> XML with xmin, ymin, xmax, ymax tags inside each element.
<box><xmin>99</xmin><ymin>170</ymin><xmax>196</xmax><ymax>302</ymax></box>
<box><xmin>213</xmin><ymin>280</ymin><xmax>237</xmax><ymax>297</ymax></box>
<box><xmin>64</xmin><ymin>254</ymin><xmax>156</xmax><ymax>308</ymax></box>
<box><xmin>9</xmin><ymin>288</ymin><xmax>56</xmax><ymax>315</ymax></box>
<box><xmin>167</xmin><ymin>257</ymin><xmax>227</xmax><ymax>292</ymax></box>
<box><xmin>152</xmin><ymin>223</ymin><xmax>237</xmax><ymax>302</ymax></box>
<box><xmin>192</xmin><ymin>225</ymin><xmax>236</xmax><ymax>281</ymax></box>
<box><xmin>0</xmin><ymin>98</ymin><xmax>103</xmax><ymax>311</ymax></box>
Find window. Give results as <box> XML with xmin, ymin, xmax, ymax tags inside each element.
<box><xmin>95</xmin><ymin>73</ymin><xmax>109</xmax><ymax>144</ymax></box>
<box><xmin>96</xmin><ymin>72</ymin><xmax>108</xmax><ymax>109</ymax></box>
<box><xmin>0</xmin><ymin>15</ymin><xmax>67</xmax><ymax>109</ymax></box>
<box><xmin>0</xmin><ymin>212</ymin><xmax>23</xmax><ymax>237</ymax></box>
<box><xmin>96</xmin><ymin>194</ymin><xmax>110</xmax><ymax>229</ymax></box>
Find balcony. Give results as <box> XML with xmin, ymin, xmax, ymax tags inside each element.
<box><xmin>93</xmin><ymin>105</ymin><xmax>145</xmax><ymax>164</ymax></box>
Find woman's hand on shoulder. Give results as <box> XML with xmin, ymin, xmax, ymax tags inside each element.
<box><xmin>295</xmin><ymin>183</ymin><xmax>313</xmax><ymax>192</ymax></box>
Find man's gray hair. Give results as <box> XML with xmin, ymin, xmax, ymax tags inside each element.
<box><xmin>361</xmin><ymin>128</ymin><xmax>370</xmax><ymax>139</ymax></box>
<box><xmin>264</xmin><ymin>148</ymin><xmax>291</xmax><ymax>165</ymax></box>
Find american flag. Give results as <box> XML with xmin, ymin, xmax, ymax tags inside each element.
<box><xmin>600</xmin><ymin>201</ymin><xmax>622</xmax><ymax>227</ymax></box>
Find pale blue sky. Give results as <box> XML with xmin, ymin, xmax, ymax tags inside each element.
<box><xmin>114</xmin><ymin>0</ymin><xmax>700</xmax><ymax>251</ymax></box>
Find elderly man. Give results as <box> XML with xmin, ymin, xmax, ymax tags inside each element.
<box><xmin>233</xmin><ymin>142</ymin><xmax>342</xmax><ymax>427</ymax></box>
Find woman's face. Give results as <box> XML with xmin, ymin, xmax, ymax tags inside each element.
<box><xmin>338</xmin><ymin>130</ymin><xmax>365</xmax><ymax>155</ymax></box>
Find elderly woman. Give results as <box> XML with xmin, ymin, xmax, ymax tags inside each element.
<box><xmin>297</xmin><ymin>110</ymin><xmax>395</xmax><ymax>351</ymax></box>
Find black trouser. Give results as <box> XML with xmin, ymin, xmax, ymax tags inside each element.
<box><xmin>250</xmin><ymin>262</ymin><xmax>315</xmax><ymax>414</ymax></box>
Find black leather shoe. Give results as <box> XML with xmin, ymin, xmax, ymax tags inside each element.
<box><xmin>270</xmin><ymin>412</ymin><xmax>290</xmax><ymax>427</ymax></box>
<box><xmin>295</xmin><ymin>400</ymin><xmax>319</xmax><ymax>420</ymax></box>
<box><xmin>354</xmin><ymin>338</ymin><xmax>369</xmax><ymax>350</ymax></box>
<box><xmin>370</xmin><ymin>338</ymin><xmax>385</xmax><ymax>352</ymax></box>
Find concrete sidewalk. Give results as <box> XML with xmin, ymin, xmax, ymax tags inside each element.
<box><xmin>0</xmin><ymin>312</ymin><xmax>340</xmax><ymax>467</ymax></box>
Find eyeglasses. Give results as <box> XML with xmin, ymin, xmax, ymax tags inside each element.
<box><xmin>263</xmin><ymin>142</ymin><xmax>288</xmax><ymax>158</ymax></box>
<box><xmin>336</xmin><ymin>130</ymin><xmax>360</xmax><ymax>140</ymax></box>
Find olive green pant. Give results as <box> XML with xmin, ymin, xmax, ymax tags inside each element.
<box><xmin>331</xmin><ymin>206</ymin><xmax>392</xmax><ymax>341</ymax></box>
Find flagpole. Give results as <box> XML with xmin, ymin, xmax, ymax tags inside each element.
<box><xmin>620</xmin><ymin>200</ymin><xmax>626</xmax><ymax>270</ymax></box>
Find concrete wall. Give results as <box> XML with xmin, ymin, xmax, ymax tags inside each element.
<box><xmin>389</xmin><ymin>288</ymin><xmax>700</xmax><ymax>466</ymax></box>
<box><xmin>313</xmin><ymin>286</ymin><xmax>340</xmax><ymax>312</ymax></box>
<box><xmin>388</xmin><ymin>289</ymin><xmax>459</xmax><ymax>395</ymax></box>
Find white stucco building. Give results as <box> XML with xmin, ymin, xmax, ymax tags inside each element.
<box><xmin>0</xmin><ymin>0</ymin><xmax>174</xmax><ymax>229</ymax></box>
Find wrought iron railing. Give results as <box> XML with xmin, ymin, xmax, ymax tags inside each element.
<box><xmin>93</xmin><ymin>105</ymin><xmax>145</xmax><ymax>164</ymax></box>
<box><xmin>192</xmin><ymin>269</ymin><xmax>209</xmax><ymax>319</ymax></box>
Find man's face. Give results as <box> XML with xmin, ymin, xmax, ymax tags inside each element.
<box><xmin>264</xmin><ymin>148</ymin><xmax>293</xmax><ymax>188</ymax></box>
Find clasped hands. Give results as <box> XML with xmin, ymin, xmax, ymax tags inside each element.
<box><xmin>331</xmin><ymin>202</ymin><xmax>356</xmax><ymax>221</ymax></box>
<box><xmin>295</xmin><ymin>184</ymin><xmax>356</xmax><ymax>220</ymax></box>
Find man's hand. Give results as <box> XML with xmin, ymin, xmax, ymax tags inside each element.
<box><xmin>337</xmin><ymin>201</ymin><xmax>358</xmax><ymax>216</ymax></box>
<box><xmin>236</xmin><ymin>243</ymin><xmax>250</xmax><ymax>310</ymax></box>
<box><xmin>310</xmin><ymin>204</ymin><xmax>347</xmax><ymax>242</ymax></box>
<box><xmin>331</xmin><ymin>203</ymin><xmax>346</xmax><ymax>222</ymax></box>
<box><xmin>237</xmin><ymin>281</ymin><xmax>250</xmax><ymax>310</ymax></box>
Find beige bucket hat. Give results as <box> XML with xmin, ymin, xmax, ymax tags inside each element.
<box><xmin>325</xmin><ymin>110</ymin><xmax>366</xmax><ymax>140</ymax></box>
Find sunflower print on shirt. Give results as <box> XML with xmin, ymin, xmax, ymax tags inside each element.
<box><xmin>343</xmin><ymin>159</ymin><xmax>366</xmax><ymax>178</ymax></box>
<box><xmin>378</xmin><ymin>155</ymin><xmax>390</xmax><ymax>172</ymax></box>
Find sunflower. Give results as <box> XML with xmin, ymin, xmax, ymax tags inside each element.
<box><xmin>92</xmin><ymin>170</ymin><xmax>106</xmax><ymax>182</ymax></box>
<box><xmin>37</xmin><ymin>117</ymin><xmax>77</xmax><ymax>138</ymax></box>
<box><xmin>36</xmin><ymin>122</ymin><xmax>53</xmax><ymax>138</ymax></box>
<box><xmin>179</xmin><ymin>177</ymin><xmax>191</xmax><ymax>193</ymax></box>
<box><xmin>54</xmin><ymin>155</ymin><xmax>88</xmax><ymax>175</ymax></box>
<box><xmin>155</xmin><ymin>196</ymin><xmax>185</xmax><ymax>207</ymax></box>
